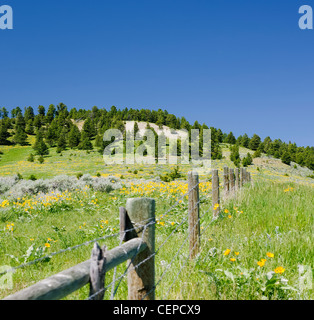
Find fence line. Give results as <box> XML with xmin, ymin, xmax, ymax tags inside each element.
<box><xmin>2</xmin><ymin>166</ymin><xmax>252</xmax><ymax>300</ymax></box>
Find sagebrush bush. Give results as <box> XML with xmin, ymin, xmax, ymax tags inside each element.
<box><xmin>0</xmin><ymin>174</ymin><xmax>122</xmax><ymax>200</ymax></box>
<box><xmin>0</xmin><ymin>175</ymin><xmax>20</xmax><ymax>195</ymax></box>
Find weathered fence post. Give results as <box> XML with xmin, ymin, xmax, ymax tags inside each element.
<box><xmin>240</xmin><ymin>167</ymin><xmax>244</xmax><ymax>187</ymax></box>
<box><xmin>119</xmin><ymin>206</ymin><xmax>137</xmax><ymax>242</ymax></box>
<box><xmin>125</xmin><ymin>198</ymin><xmax>155</xmax><ymax>300</ymax></box>
<box><xmin>212</xmin><ymin>169</ymin><xmax>220</xmax><ymax>217</ymax></box>
<box><xmin>229</xmin><ymin>168</ymin><xmax>235</xmax><ymax>193</ymax></box>
<box><xmin>243</xmin><ymin>168</ymin><xmax>247</xmax><ymax>184</ymax></box>
<box><xmin>223</xmin><ymin>166</ymin><xmax>230</xmax><ymax>197</ymax></box>
<box><xmin>188</xmin><ymin>171</ymin><xmax>200</xmax><ymax>259</ymax></box>
<box><xmin>89</xmin><ymin>242</ymin><xmax>106</xmax><ymax>300</ymax></box>
<box><xmin>247</xmin><ymin>172</ymin><xmax>251</xmax><ymax>184</ymax></box>
<box><xmin>235</xmin><ymin>168</ymin><xmax>240</xmax><ymax>190</ymax></box>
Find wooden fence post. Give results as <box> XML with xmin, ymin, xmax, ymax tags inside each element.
<box><xmin>89</xmin><ymin>242</ymin><xmax>106</xmax><ymax>300</ymax></box>
<box><xmin>229</xmin><ymin>168</ymin><xmax>235</xmax><ymax>193</ymax></box>
<box><xmin>212</xmin><ymin>169</ymin><xmax>220</xmax><ymax>217</ymax></box>
<box><xmin>235</xmin><ymin>168</ymin><xmax>240</xmax><ymax>190</ymax></box>
<box><xmin>240</xmin><ymin>168</ymin><xmax>244</xmax><ymax>187</ymax></box>
<box><xmin>125</xmin><ymin>198</ymin><xmax>155</xmax><ymax>300</ymax></box>
<box><xmin>247</xmin><ymin>172</ymin><xmax>251</xmax><ymax>184</ymax></box>
<box><xmin>188</xmin><ymin>171</ymin><xmax>200</xmax><ymax>259</ymax></box>
<box><xmin>244</xmin><ymin>168</ymin><xmax>247</xmax><ymax>184</ymax></box>
<box><xmin>223</xmin><ymin>167</ymin><xmax>230</xmax><ymax>197</ymax></box>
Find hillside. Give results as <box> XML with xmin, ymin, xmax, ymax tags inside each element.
<box><xmin>0</xmin><ymin>124</ymin><xmax>313</xmax><ymax>188</ymax></box>
<box><xmin>0</xmin><ymin>109</ymin><xmax>313</xmax><ymax>301</ymax></box>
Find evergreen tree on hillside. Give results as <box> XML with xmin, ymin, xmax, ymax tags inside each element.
<box><xmin>46</xmin><ymin>104</ymin><xmax>56</xmax><ymax>123</ymax></box>
<box><xmin>156</xmin><ymin>114</ymin><xmax>164</xmax><ymax>129</ymax></box>
<box><xmin>33</xmin><ymin>115</ymin><xmax>42</xmax><ymax>130</ymax></box>
<box><xmin>78</xmin><ymin>131</ymin><xmax>93</xmax><ymax>150</ymax></box>
<box><xmin>225</xmin><ymin>132</ymin><xmax>236</xmax><ymax>144</ymax></box>
<box><xmin>68</xmin><ymin>125</ymin><xmax>81</xmax><ymax>148</ymax></box>
<box><xmin>24</xmin><ymin>106</ymin><xmax>35</xmax><ymax>123</ymax></box>
<box><xmin>57</xmin><ymin>128</ymin><xmax>67</xmax><ymax>151</ymax></box>
<box><xmin>82</xmin><ymin>117</ymin><xmax>96</xmax><ymax>138</ymax></box>
<box><xmin>33</xmin><ymin>129</ymin><xmax>49</xmax><ymax>156</ymax></box>
<box><xmin>249</xmin><ymin>134</ymin><xmax>261</xmax><ymax>151</ymax></box>
<box><xmin>134</xmin><ymin>122</ymin><xmax>140</xmax><ymax>137</ymax></box>
<box><xmin>15</xmin><ymin>113</ymin><xmax>26</xmax><ymax>130</ymax></box>
<box><xmin>281</xmin><ymin>151</ymin><xmax>291</xmax><ymax>166</ymax></box>
<box><xmin>242</xmin><ymin>152</ymin><xmax>253</xmax><ymax>167</ymax></box>
<box><xmin>0</xmin><ymin>107</ymin><xmax>9</xmax><ymax>119</ymax></box>
<box><xmin>11</xmin><ymin>107</ymin><xmax>22</xmax><ymax>119</ymax></box>
<box><xmin>0</xmin><ymin>122</ymin><xmax>10</xmax><ymax>145</ymax></box>
<box><xmin>25</xmin><ymin>119</ymin><xmax>35</xmax><ymax>135</ymax></box>
<box><xmin>45</xmin><ymin>119</ymin><xmax>59</xmax><ymax>147</ymax></box>
<box><xmin>13</xmin><ymin>114</ymin><xmax>28</xmax><ymax>145</ymax></box>
<box><xmin>38</xmin><ymin>105</ymin><xmax>46</xmax><ymax>117</ymax></box>
<box><xmin>240</xmin><ymin>133</ymin><xmax>250</xmax><ymax>148</ymax></box>
<box><xmin>230</xmin><ymin>144</ymin><xmax>240</xmax><ymax>167</ymax></box>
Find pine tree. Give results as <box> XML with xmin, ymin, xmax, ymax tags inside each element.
<box><xmin>78</xmin><ymin>131</ymin><xmax>93</xmax><ymax>150</ymax></box>
<box><xmin>13</xmin><ymin>126</ymin><xmax>28</xmax><ymax>146</ymax></box>
<box><xmin>0</xmin><ymin>122</ymin><xmax>10</xmax><ymax>145</ymax></box>
<box><xmin>38</xmin><ymin>105</ymin><xmax>45</xmax><ymax>117</ymax></box>
<box><xmin>242</xmin><ymin>152</ymin><xmax>253</xmax><ymax>167</ymax></box>
<box><xmin>33</xmin><ymin>130</ymin><xmax>49</xmax><ymax>156</ymax></box>
<box><xmin>225</xmin><ymin>132</ymin><xmax>236</xmax><ymax>144</ymax></box>
<box><xmin>68</xmin><ymin>125</ymin><xmax>81</xmax><ymax>148</ymax></box>
<box><xmin>82</xmin><ymin>117</ymin><xmax>96</xmax><ymax>138</ymax></box>
<box><xmin>25</xmin><ymin>119</ymin><xmax>35</xmax><ymax>135</ymax></box>
<box><xmin>281</xmin><ymin>151</ymin><xmax>291</xmax><ymax>166</ymax></box>
<box><xmin>241</xmin><ymin>133</ymin><xmax>250</xmax><ymax>148</ymax></box>
<box><xmin>38</xmin><ymin>155</ymin><xmax>44</xmax><ymax>164</ymax></box>
<box><xmin>27</xmin><ymin>153</ymin><xmax>35</xmax><ymax>162</ymax></box>
<box><xmin>15</xmin><ymin>113</ymin><xmax>26</xmax><ymax>130</ymax></box>
<box><xmin>24</xmin><ymin>106</ymin><xmax>35</xmax><ymax>123</ymax></box>
<box><xmin>45</xmin><ymin>120</ymin><xmax>59</xmax><ymax>147</ymax></box>
<box><xmin>95</xmin><ymin>134</ymin><xmax>103</xmax><ymax>148</ymax></box>
<box><xmin>46</xmin><ymin>104</ymin><xmax>56</xmax><ymax>124</ymax></box>
<box><xmin>230</xmin><ymin>144</ymin><xmax>240</xmax><ymax>167</ymax></box>
<box><xmin>249</xmin><ymin>134</ymin><xmax>261</xmax><ymax>151</ymax></box>
<box><xmin>57</xmin><ymin>128</ymin><xmax>68</xmax><ymax>151</ymax></box>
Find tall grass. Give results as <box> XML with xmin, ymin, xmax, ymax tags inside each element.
<box><xmin>0</xmin><ymin>178</ymin><xmax>313</xmax><ymax>300</ymax></box>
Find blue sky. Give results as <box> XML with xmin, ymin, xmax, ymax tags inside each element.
<box><xmin>0</xmin><ymin>0</ymin><xmax>313</xmax><ymax>147</ymax></box>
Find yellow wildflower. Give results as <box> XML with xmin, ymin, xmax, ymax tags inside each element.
<box><xmin>274</xmin><ymin>267</ymin><xmax>285</xmax><ymax>274</ymax></box>
<box><xmin>223</xmin><ymin>249</ymin><xmax>231</xmax><ymax>256</ymax></box>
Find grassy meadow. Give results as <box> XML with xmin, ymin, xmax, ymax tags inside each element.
<box><xmin>0</xmin><ymin>140</ymin><xmax>313</xmax><ymax>300</ymax></box>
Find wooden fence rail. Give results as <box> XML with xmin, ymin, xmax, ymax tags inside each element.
<box><xmin>3</xmin><ymin>166</ymin><xmax>251</xmax><ymax>301</ymax></box>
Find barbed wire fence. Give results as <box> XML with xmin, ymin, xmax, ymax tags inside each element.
<box><xmin>2</xmin><ymin>166</ymin><xmax>252</xmax><ymax>300</ymax></box>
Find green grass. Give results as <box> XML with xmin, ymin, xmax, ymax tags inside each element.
<box><xmin>0</xmin><ymin>139</ymin><xmax>313</xmax><ymax>300</ymax></box>
<box><xmin>0</xmin><ymin>176</ymin><xmax>313</xmax><ymax>300</ymax></box>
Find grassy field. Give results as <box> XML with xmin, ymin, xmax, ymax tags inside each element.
<box><xmin>0</xmin><ymin>141</ymin><xmax>313</xmax><ymax>300</ymax></box>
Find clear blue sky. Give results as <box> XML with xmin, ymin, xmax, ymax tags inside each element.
<box><xmin>0</xmin><ymin>0</ymin><xmax>313</xmax><ymax>147</ymax></box>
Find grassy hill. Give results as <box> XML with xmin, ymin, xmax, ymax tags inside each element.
<box><xmin>0</xmin><ymin>120</ymin><xmax>313</xmax><ymax>300</ymax></box>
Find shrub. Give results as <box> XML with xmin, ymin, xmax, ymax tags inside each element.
<box><xmin>242</xmin><ymin>153</ymin><xmax>253</xmax><ymax>167</ymax></box>
<box><xmin>38</xmin><ymin>156</ymin><xmax>44</xmax><ymax>164</ymax></box>
<box><xmin>159</xmin><ymin>166</ymin><xmax>182</xmax><ymax>182</ymax></box>
<box><xmin>29</xmin><ymin>174</ymin><xmax>37</xmax><ymax>181</ymax></box>
<box><xmin>76</xmin><ymin>172</ymin><xmax>83</xmax><ymax>179</ymax></box>
<box><xmin>27</xmin><ymin>153</ymin><xmax>35</xmax><ymax>162</ymax></box>
<box><xmin>0</xmin><ymin>174</ymin><xmax>122</xmax><ymax>200</ymax></box>
<box><xmin>0</xmin><ymin>175</ymin><xmax>20</xmax><ymax>195</ymax></box>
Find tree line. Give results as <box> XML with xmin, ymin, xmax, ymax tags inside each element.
<box><xmin>0</xmin><ymin>104</ymin><xmax>313</xmax><ymax>171</ymax></box>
